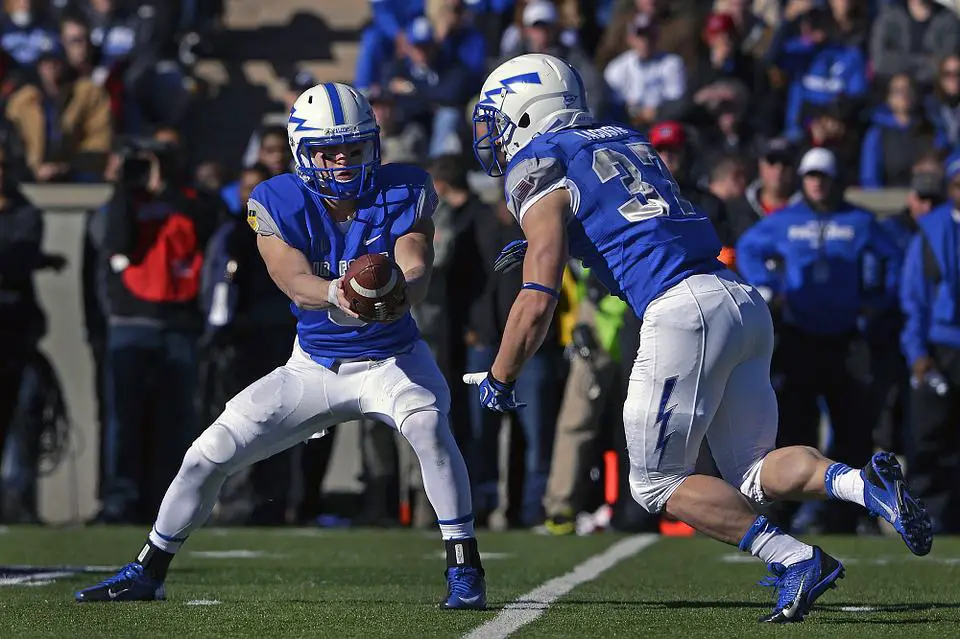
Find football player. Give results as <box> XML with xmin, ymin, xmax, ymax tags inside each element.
<box><xmin>465</xmin><ymin>54</ymin><xmax>932</xmax><ymax>623</ymax></box>
<box><xmin>76</xmin><ymin>83</ymin><xmax>487</xmax><ymax>610</ymax></box>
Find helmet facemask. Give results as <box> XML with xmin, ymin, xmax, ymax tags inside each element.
<box><xmin>472</xmin><ymin>104</ymin><xmax>518</xmax><ymax>177</ymax></box>
<box><xmin>294</xmin><ymin>129</ymin><xmax>381</xmax><ymax>200</ymax></box>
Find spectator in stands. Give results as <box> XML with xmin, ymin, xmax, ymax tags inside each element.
<box><xmin>382</xmin><ymin>16</ymin><xmax>475</xmax><ymax>157</ymax></box>
<box><xmin>825</xmin><ymin>0</ymin><xmax>870</xmax><ymax>51</ymax></box>
<box><xmin>369</xmin><ymin>86</ymin><xmax>427</xmax><ymax>165</ymax></box>
<box><xmin>433</xmin><ymin>0</ymin><xmax>487</xmax><ymax>75</ymax></box>
<box><xmin>727</xmin><ymin>137</ymin><xmax>797</xmax><ymax>243</ymax></box>
<box><xmin>220</xmin><ymin>126</ymin><xmax>290</xmax><ymax>214</ymax></box>
<box><xmin>604</xmin><ymin>14</ymin><xmax>686</xmax><ymax>129</ymax></box>
<box><xmin>713</xmin><ymin>0</ymin><xmax>769</xmax><ymax>58</ymax></box>
<box><xmin>0</xmin><ymin>0</ymin><xmax>58</xmax><ymax>67</ymax></box>
<box><xmin>771</xmin><ymin>5</ymin><xmax>867</xmax><ymax>140</ymax></box>
<box><xmin>5</xmin><ymin>48</ymin><xmax>112</xmax><ymax>182</ymax></box>
<box><xmin>355</xmin><ymin>0</ymin><xmax>425</xmax><ymax>90</ymax></box>
<box><xmin>498</xmin><ymin>1</ymin><xmax>604</xmax><ymax>118</ymax></box>
<box><xmin>870</xmin><ymin>0</ymin><xmax>960</xmax><ymax>87</ymax></box>
<box><xmin>595</xmin><ymin>0</ymin><xmax>699</xmax><ymax>72</ymax></box>
<box><xmin>82</xmin><ymin>0</ymin><xmax>191</xmax><ymax>132</ymax></box>
<box><xmin>803</xmin><ymin>99</ymin><xmax>861</xmax><ymax>186</ymax></box>
<box><xmin>867</xmin><ymin>162</ymin><xmax>945</xmax><ymax>461</ymax></box>
<box><xmin>926</xmin><ymin>54</ymin><xmax>960</xmax><ymax>148</ymax></box>
<box><xmin>708</xmin><ymin>154</ymin><xmax>748</xmax><ymax>203</ymax></box>
<box><xmin>899</xmin><ymin>149</ymin><xmax>960</xmax><ymax>533</ymax></box>
<box><xmin>0</xmin><ymin>145</ymin><xmax>57</xmax><ymax>474</ymax></box>
<box><xmin>651</xmin><ymin>121</ymin><xmax>733</xmax><ymax>249</ymax></box>
<box><xmin>60</xmin><ymin>12</ymin><xmax>95</xmax><ymax>80</ymax></box>
<box><xmin>96</xmin><ymin>127</ymin><xmax>214</xmax><ymax>523</ymax></box>
<box><xmin>860</xmin><ymin>73</ymin><xmax>944</xmax><ymax>189</ymax></box>
<box><xmin>736</xmin><ymin>148</ymin><xmax>901</xmax><ymax>532</ymax></box>
<box><xmin>661</xmin><ymin>12</ymin><xmax>767</xmax><ymax>131</ymax></box>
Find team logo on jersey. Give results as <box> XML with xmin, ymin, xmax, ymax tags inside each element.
<box><xmin>246</xmin><ymin>206</ymin><xmax>258</xmax><ymax>232</ymax></box>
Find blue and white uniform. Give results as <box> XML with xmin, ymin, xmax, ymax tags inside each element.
<box><xmin>504</xmin><ymin>123</ymin><xmax>778</xmax><ymax>514</ymax></box>
<box><xmin>223</xmin><ymin>164</ymin><xmax>449</xmax><ymax>450</ymax></box>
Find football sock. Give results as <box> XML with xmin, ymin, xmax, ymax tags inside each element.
<box><xmin>136</xmin><ymin>540</ymin><xmax>175</xmax><ymax>581</ymax></box>
<box><xmin>149</xmin><ymin>441</ymin><xmax>230</xmax><ymax>554</ymax></box>
<box><xmin>824</xmin><ymin>463</ymin><xmax>867</xmax><ymax>507</ymax></box>
<box><xmin>739</xmin><ymin>515</ymin><xmax>813</xmax><ymax>566</ymax></box>
<box><xmin>399</xmin><ymin>410</ymin><xmax>474</xmax><ymax>538</ymax></box>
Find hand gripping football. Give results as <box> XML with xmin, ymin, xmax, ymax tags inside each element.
<box><xmin>341</xmin><ymin>253</ymin><xmax>407</xmax><ymax>322</ymax></box>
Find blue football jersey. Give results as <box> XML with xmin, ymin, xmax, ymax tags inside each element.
<box><xmin>504</xmin><ymin>123</ymin><xmax>723</xmax><ymax>317</ymax></box>
<box><xmin>247</xmin><ymin>164</ymin><xmax>435</xmax><ymax>363</ymax></box>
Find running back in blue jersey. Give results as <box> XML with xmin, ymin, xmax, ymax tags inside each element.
<box><xmin>504</xmin><ymin>123</ymin><xmax>723</xmax><ymax>317</ymax></box>
<box><xmin>247</xmin><ymin>164</ymin><xmax>434</xmax><ymax>362</ymax></box>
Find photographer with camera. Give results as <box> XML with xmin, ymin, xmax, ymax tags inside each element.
<box><xmin>95</xmin><ymin>127</ymin><xmax>214</xmax><ymax>524</ymax></box>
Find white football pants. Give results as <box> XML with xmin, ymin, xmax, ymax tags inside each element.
<box><xmin>624</xmin><ymin>269</ymin><xmax>779</xmax><ymax>513</ymax></box>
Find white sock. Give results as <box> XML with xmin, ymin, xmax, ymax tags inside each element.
<box><xmin>400</xmin><ymin>411</ymin><xmax>475</xmax><ymax>538</ymax></box>
<box><xmin>740</xmin><ymin>516</ymin><xmax>813</xmax><ymax>566</ymax></box>
<box><xmin>149</xmin><ymin>442</ymin><xmax>229</xmax><ymax>554</ymax></box>
<box><xmin>824</xmin><ymin>463</ymin><xmax>866</xmax><ymax>507</ymax></box>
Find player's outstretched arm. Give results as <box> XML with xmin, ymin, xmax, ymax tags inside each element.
<box><xmin>394</xmin><ymin>217</ymin><xmax>435</xmax><ymax>308</ymax></box>
<box><xmin>490</xmin><ymin>189</ymin><xmax>569</xmax><ymax>382</ymax></box>
<box><xmin>257</xmin><ymin>233</ymin><xmax>356</xmax><ymax>315</ymax></box>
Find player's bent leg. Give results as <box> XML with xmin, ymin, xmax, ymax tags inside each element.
<box><xmin>77</xmin><ymin>359</ymin><xmax>335</xmax><ymax>603</ymax></box>
<box><xmin>398</xmin><ymin>408</ymin><xmax>486</xmax><ymax>610</ymax></box>
<box><xmin>758</xmin><ymin>447</ymin><xmax>934</xmax><ymax>556</ymax></box>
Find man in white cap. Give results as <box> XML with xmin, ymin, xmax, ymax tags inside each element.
<box><xmin>736</xmin><ymin>147</ymin><xmax>904</xmax><ymax>534</ymax></box>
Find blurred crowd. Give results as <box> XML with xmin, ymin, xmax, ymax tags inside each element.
<box><xmin>2</xmin><ymin>0</ymin><xmax>960</xmax><ymax>537</ymax></box>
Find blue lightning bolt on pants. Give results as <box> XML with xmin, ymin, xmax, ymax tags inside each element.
<box><xmin>622</xmin><ymin>270</ymin><xmax>779</xmax><ymax>514</ymax></box>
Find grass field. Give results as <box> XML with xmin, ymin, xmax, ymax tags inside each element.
<box><xmin>0</xmin><ymin>526</ymin><xmax>957</xmax><ymax>638</ymax></box>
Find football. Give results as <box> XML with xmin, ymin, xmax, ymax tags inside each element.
<box><xmin>341</xmin><ymin>253</ymin><xmax>407</xmax><ymax>322</ymax></box>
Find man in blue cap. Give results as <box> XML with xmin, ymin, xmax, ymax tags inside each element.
<box><xmin>899</xmin><ymin>149</ymin><xmax>960</xmax><ymax>534</ymax></box>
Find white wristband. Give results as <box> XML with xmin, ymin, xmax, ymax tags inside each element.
<box><xmin>327</xmin><ymin>278</ymin><xmax>342</xmax><ymax>308</ymax></box>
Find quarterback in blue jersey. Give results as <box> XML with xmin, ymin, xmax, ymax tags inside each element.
<box><xmin>467</xmin><ymin>54</ymin><xmax>932</xmax><ymax>623</ymax></box>
<box><xmin>75</xmin><ymin>82</ymin><xmax>487</xmax><ymax>609</ymax></box>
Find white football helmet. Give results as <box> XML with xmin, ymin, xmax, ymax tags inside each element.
<box><xmin>287</xmin><ymin>82</ymin><xmax>380</xmax><ymax>199</ymax></box>
<box><xmin>472</xmin><ymin>53</ymin><xmax>592</xmax><ymax>176</ymax></box>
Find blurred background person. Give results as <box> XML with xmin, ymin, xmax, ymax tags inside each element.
<box><xmin>899</xmin><ymin>150</ymin><xmax>960</xmax><ymax>534</ymax></box>
<box><xmin>354</xmin><ymin>0</ymin><xmax>425</xmax><ymax>91</ymax></box>
<box><xmin>604</xmin><ymin>13</ymin><xmax>685</xmax><ymax>129</ymax></box>
<box><xmin>0</xmin><ymin>0</ymin><xmax>58</xmax><ymax>69</ymax></box>
<box><xmin>736</xmin><ymin>148</ymin><xmax>902</xmax><ymax>533</ymax></box>
<box><xmin>870</xmin><ymin>0</ymin><xmax>960</xmax><ymax>88</ymax></box>
<box><xmin>860</xmin><ymin>73</ymin><xmax>944</xmax><ymax>189</ymax></box>
<box><xmin>95</xmin><ymin>128</ymin><xmax>214</xmax><ymax>523</ymax></box>
<box><xmin>925</xmin><ymin>54</ymin><xmax>960</xmax><ymax>148</ymax></box>
<box><xmin>727</xmin><ymin>137</ymin><xmax>798</xmax><ymax>244</ymax></box>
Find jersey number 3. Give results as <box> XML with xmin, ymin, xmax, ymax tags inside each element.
<box><xmin>591</xmin><ymin>142</ymin><xmax>694</xmax><ymax>222</ymax></box>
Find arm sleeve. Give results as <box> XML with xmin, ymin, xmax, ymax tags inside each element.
<box><xmin>734</xmin><ymin>219</ymin><xmax>781</xmax><ymax>292</ymax></box>
<box><xmin>504</xmin><ymin>154</ymin><xmax>574</xmax><ymax>224</ymax></box>
<box><xmin>868</xmin><ymin>217</ymin><xmax>903</xmax><ymax>308</ymax></box>
<box><xmin>845</xmin><ymin>50</ymin><xmax>868</xmax><ymax>97</ymax></box>
<box><xmin>416</xmin><ymin>174</ymin><xmax>439</xmax><ymax>224</ymax></box>
<box><xmin>859</xmin><ymin>127</ymin><xmax>883</xmax><ymax>188</ymax></box>
<box><xmin>900</xmin><ymin>233</ymin><xmax>931</xmax><ymax>366</ymax></box>
<box><xmin>869</xmin><ymin>13</ymin><xmax>901</xmax><ymax>79</ymax></box>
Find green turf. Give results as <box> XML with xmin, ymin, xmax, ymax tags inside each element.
<box><xmin>0</xmin><ymin>527</ymin><xmax>957</xmax><ymax>638</ymax></box>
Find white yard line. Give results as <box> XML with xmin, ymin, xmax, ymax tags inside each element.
<box><xmin>463</xmin><ymin>534</ymin><xmax>659</xmax><ymax>639</ymax></box>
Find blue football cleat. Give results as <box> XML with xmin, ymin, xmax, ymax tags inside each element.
<box><xmin>758</xmin><ymin>546</ymin><xmax>844</xmax><ymax>623</ymax></box>
<box><xmin>862</xmin><ymin>452</ymin><xmax>933</xmax><ymax>556</ymax></box>
<box><xmin>75</xmin><ymin>562</ymin><xmax>165</xmax><ymax>602</ymax></box>
<box><xmin>440</xmin><ymin>566</ymin><xmax>487</xmax><ymax>610</ymax></box>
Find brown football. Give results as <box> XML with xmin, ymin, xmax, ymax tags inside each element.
<box><xmin>342</xmin><ymin>253</ymin><xmax>407</xmax><ymax>322</ymax></box>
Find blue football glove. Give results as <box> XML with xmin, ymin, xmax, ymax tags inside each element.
<box><xmin>494</xmin><ymin>239</ymin><xmax>528</xmax><ymax>274</ymax></box>
<box><xmin>463</xmin><ymin>372</ymin><xmax>527</xmax><ymax>412</ymax></box>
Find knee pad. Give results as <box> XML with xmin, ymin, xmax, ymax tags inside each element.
<box><xmin>737</xmin><ymin>456</ymin><xmax>772</xmax><ymax>507</ymax></box>
<box><xmin>193</xmin><ymin>422</ymin><xmax>241</xmax><ymax>470</ymax></box>
<box><xmin>399</xmin><ymin>409</ymin><xmax>444</xmax><ymax>446</ymax></box>
<box><xmin>628</xmin><ymin>469</ymin><xmax>690</xmax><ymax>514</ymax></box>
